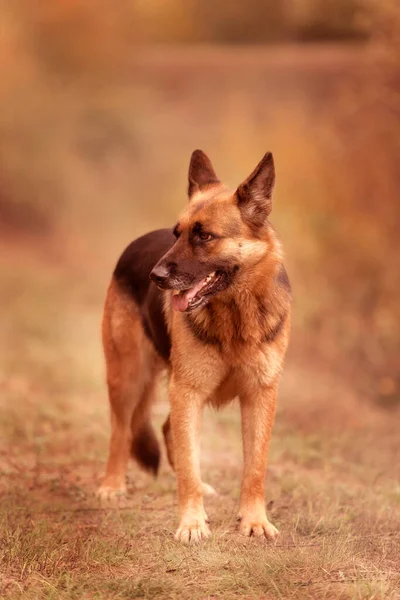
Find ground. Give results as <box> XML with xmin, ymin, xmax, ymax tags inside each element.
<box><xmin>0</xmin><ymin>238</ymin><xmax>399</xmax><ymax>600</ymax></box>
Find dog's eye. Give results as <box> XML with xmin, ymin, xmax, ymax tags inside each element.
<box><xmin>199</xmin><ymin>232</ymin><xmax>213</xmax><ymax>242</ymax></box>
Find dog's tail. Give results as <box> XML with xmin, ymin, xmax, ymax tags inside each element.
<box><xmin>129</xmin><ymin>377</ymin><xmax>160</xmax><ymax>475</ymax></box>
<box><xmin>130</xmin><ymin>418</ymin><xmax>160</xmax><ymax>475</ymax></box>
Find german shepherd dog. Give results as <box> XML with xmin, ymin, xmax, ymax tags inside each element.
<box><xmin>97</xmin><ymin>150</ymin><xmax>291</xmax><ymax>543</ymax></box>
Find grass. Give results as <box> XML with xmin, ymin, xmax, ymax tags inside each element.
<box><xmin>0</xmin><ymin>243</ymin><xmax>399</xmax><ymax>600</ymax></box>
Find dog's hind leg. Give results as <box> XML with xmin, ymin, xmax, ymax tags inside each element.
<box><xmin>98</xmin><ymin>365</ymin><xmax>161</xmax><ymax>501</ymax></box>
<box><xmin>97</xmin><ymin>280</ymin><xmax>161</xmax><ymax>501</ymax></box>
<box><xmin>97</xmin><ymin>374</ymin><xmax>140</xmax><ymax>500</ymax></box>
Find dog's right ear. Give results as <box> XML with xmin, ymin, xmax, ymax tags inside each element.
<box><xmin>236</xmin><ymin>152</ymin><xmax>275</xmax><ymax>229</ymax></box>
<box><xmin>188</xmin><ymin>150</ymin><xmax>220</xmax><ymax>199</ymax></box>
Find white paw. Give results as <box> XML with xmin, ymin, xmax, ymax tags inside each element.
<box><xmin>239</xmin><ymin>512</ymin><xmax>279</xmax><ymax>539</ymax></box>
<box><xmin>175</xmin><ymin>514</ymin><xmax>211</xmax><ymax>544</ymax></box>
<box><xmin>202</xmin><ymin>482</ymin><xmax>218</xmax><ymax>496</ymax></box>
<box><xmin>95</xmin><ymin>484</ymin><xmax>127</xmax><ymax>502</ymax></box>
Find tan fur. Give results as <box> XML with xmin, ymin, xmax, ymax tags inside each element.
<box><xmin>98</xmin><ymin>155</ymin><xmax>291</xmax><ymax>543</ymax></box>
<box><xmin>97</xmin><ymin>281</ymin><xmax>164</xmax><ymax>499</ymax></box>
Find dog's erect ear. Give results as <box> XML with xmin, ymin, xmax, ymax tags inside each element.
<box><xmin>236</xmin><ymin>152</ymin><xmax>275</xmax><ymax>228</ymax></box>
<box><xmin>188</xmin><ymin>149</ymin><xmax>220</xmax><ymax>199</ymax></box>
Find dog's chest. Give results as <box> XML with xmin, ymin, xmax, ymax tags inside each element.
<box><xmin>236</xmin><ymin>344</ymin><xmax>283</xmax><ymax>387</ymax></box>
<box><xmin>194</xmin><ymin>293</ymin><xmax>286</xmax><ymax>354</ymax></box>
<box><xmin>210</xmin><ymin>345</ymin><xmax>283</xmax><ymax>407</ymax></box>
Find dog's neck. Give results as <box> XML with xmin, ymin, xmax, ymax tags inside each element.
<box><xmin>186</xmin><ymin>257</ymin><xmax>290</xmax><ymax>350</ymax></box>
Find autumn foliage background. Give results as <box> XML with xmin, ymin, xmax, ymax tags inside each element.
<box><xmin>0</xmin><ymin>1</ymin><xmax>399</xmax><ymax>598</ymax></box>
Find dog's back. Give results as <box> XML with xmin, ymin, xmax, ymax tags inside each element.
<box><xmin>113</xmin><ymin>229</ymin><xmax>174</xmax><ymax>362</ymax></box>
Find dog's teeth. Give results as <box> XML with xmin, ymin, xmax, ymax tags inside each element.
<box><xmin>206</xmin><ymin>272</ymin><xmax>215</xmax><ymax>283</ymax></box>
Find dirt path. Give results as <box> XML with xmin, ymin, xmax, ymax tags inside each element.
<box><xmin>1</xmin><ymin>340</ymin><xmax>399</xmax><ymax>599</ymax></box>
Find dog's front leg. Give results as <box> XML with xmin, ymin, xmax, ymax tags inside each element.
<box><xmin>169</xmin><ymin>376</ymin><xmax>210</xmax><ymax>544</ymax></box>
<box><xmin>238</xmin><ymin>384</ymin><xmax>279</xmax><ymax>539</ymax></box>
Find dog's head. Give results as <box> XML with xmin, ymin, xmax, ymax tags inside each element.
<box><xmin>150</xmin><ymin>150</ymin><xmax>281</xmax><ymax>312</ymax></box>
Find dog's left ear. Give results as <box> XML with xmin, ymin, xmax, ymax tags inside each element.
<box><xmin>188</xmin><ymin>149</ymin><xmax>220</xmax><ymax>199</ymax></box>
<box><xmin>236</xmin><ymin>152</ymin><xmax>275</xmax><ymax>228</ymax></box>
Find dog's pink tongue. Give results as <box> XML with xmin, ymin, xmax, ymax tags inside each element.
<box><xmin>171</xmin><ymin>278</ymin><xmax>206</xmax><ymax>312</ymax></box>
<box><xmin>171</xmin><ymin>293</ymin><xmax>189</xmax><ymax>312</ymax></box>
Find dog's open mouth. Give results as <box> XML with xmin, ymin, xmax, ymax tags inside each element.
<box><xmin>171</xmin><ymin>271</ymin><xmax>223</xmax><ymax>312</ymax></box>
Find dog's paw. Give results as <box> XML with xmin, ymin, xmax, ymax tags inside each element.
<box><xmin>202</xmin><ymin>482</ymin><xmax>218</xmax><ymax>496</ymax></box>
<box><xmin>238</xmin><ymin>513</ymin><xmax>279</xmax><ymax>539</ymax></box>
<box><xmin>175</xmin><ymin>515</ymin><xmax>211</xmax><ymax>544</ymax></box>
<box><xmin>95</xmin><ymin>484</ymin><xmax>127</xmax><ymax>502</ymax></box>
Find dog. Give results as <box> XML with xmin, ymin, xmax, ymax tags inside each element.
<box><xmin>97</xmin><ymin>150</ymin><xmax>291</xmax><ymax>543</ymax></box>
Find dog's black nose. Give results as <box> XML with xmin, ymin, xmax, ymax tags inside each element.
<box><xmin>150</xmin><ymin>264</ymin><xmax>170</xmax><ymax>287</ymax></box>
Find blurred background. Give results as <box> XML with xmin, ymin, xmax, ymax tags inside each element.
<box><xmin>1</xmin><ymin>0</ymin><xmax>399</xmax><ymax>439</ymax></box>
